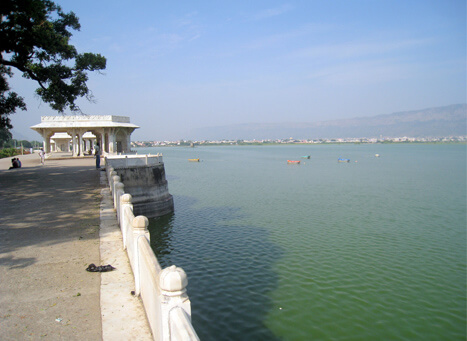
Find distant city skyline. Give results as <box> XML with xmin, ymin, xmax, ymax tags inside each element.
<box><xmin>131</xmin><ymin>136</ymin><xmax>467</xmax><ymax>146</ymax></box>
<box><xmin>9</xmin><ymin>0</ymin><xmax>467</xmax><ymax>141</ymax></box>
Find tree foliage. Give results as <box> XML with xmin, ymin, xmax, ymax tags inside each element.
<box><xmin>0</xmin><ymin>0</ymin><xmax>106</xmax><ymax>130</ymax></box>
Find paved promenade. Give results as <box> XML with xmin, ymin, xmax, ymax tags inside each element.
<box><xmin>0</xmin><ymin>153</ymin><xmax>151</xmax><ymax>340</ymax></box>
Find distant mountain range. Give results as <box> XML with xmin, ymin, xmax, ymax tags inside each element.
<box><xmin>189</xmin><ymin>104</ymin><xmax>467</xmax><ymax>140</ymax></box>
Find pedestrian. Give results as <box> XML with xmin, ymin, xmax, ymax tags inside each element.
<box><xmin>39</xmin><ymin>148</ymin><xmax>45</xmax><ymax>165</ymax></box>
<box><xmin>94</xmin><ymin>143</ymin><xmax>101</xmax><ymax>169</ymax></box>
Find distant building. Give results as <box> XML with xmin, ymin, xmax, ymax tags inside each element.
<box><xmin>31</xmin><ymin>115</ymin><xmax>139</xmax><ymax>156</ymax></box>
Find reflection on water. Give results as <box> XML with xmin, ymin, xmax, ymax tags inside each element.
<box><xmin>149</xmin><ymin>195</ymin><xmax>283</xmax><ymax>340</ymax></box>
<box><xmin>148</xmin><ymin>212</ymin><xmax>175</xmax><ymax>266</ymax></box>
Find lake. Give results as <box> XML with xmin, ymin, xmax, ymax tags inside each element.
<box><xmin>137</xmin><ymin>143</ymin><xmax>466</xmax><ymax>340</ymax></box>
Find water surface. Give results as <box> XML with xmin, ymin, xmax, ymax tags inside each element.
<box><xmin>141</xmin><ymin>144</ymin><xmax>466</xmax><ymax>340</ymax></box>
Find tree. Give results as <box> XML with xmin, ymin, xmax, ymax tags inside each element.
<box><xmin>0</xmin><ymin>0</ymin><xmax>106</xmax><ymax>132</ymax></box>
<box><xmin>0</xmin><ymin>65</ymin><xmax>26</xmax><ymax>133</ymax></box>
<box><xmin>0</xmin><ymin>125</ymin><xmax>13</xmax><ymax>146</ymax></box>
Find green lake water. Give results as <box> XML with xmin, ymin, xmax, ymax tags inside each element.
<box><xmin>138</xmin><ymin>144</ymin><xmax>466</xmax><ymax>340</ymax></box>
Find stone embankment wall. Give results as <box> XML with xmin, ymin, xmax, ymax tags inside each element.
<box><xmin>105</xmin><ymin>158</ymin><xmax>199</xmax><ymax>341</ymax></box>
<box><xmin>106</xmin><ymin>155</ymin><xmax>174</xmax><ymax>218</ymax></box>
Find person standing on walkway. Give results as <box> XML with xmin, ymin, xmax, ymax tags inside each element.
<box><xmin>39</xmin><ymin>148</ymin><xmax>45</xmax><ymax>165</ymax></box>
<box><xmin>95</xmin><ymin>143</ymin><xmax>101</xmax><ymax>169</ymax></box>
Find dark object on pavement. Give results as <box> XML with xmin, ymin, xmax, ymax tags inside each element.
<box><xmin>86</xmin><ymin>263</ymin><xmax>116</xmax><ymax>272</ymax></box>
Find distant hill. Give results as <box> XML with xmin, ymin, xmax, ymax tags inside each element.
<box><xmin>10</xmin><ymin>130</ymin><xmax>32</xmax><ymax>141</ymax></box>
<box><xmin>189</xmin><ymin>104</ymin><xmax>467</xmax><ymax>140</ymax></box>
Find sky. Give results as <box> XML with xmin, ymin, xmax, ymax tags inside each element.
<box><xmin>9</xmin><ymin>0</ymin><xmax>467</xmax><ymax>141</ymax></box>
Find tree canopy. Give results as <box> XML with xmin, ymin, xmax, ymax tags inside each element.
<box><xmin>0</xmin><ymin>0</ymin><xmax>106</xmax><ymax>133</ymax></box>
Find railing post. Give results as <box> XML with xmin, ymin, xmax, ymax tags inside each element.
<box><xmin>112</xmin><ymin>175</ymin><xmax>120</xmax><ymax>206</ymax></box>
<box><xmin>132</xmin><ymin>215</ymin><xmax>149</xmax><ymax>296</ymax></box>
<box><xmin>160</xmin><ymin>266</ymin><xmax>191</xmax><ymax>341</ymax></box>
<box><xmin>120</xmin><ymin>194</ymin><xmax>133</xmax><ymax>249</ymax></box>
<box><xmin>109</xmin><ymin>169</ymin><xmax>117</xmax><ymax>191</ymax></box>
<box><xmin>115</xmin><ymin>182</ymin><xmax>124</xmax><ymax>218</ymax></box>
<box><xmin>106</xmin><ymin>167</ymin><xmax>111</xmax><ymax>186</ymax></box>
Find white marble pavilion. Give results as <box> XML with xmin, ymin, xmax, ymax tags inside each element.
<box><xmin>31</xmin><ymin>115</ymin><xmax>139</xmax><ymax>156</ymax></box>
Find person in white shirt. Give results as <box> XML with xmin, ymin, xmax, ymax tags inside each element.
<box><xmin>39</xmin><ymin>148</ymin><xmax>45</xmax><ymax>165</ymax></box>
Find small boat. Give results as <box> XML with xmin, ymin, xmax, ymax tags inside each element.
<box><xmin>188</xmin><ymin>158</ymin><xmax>200</xmax><ymax>162</ymax></box>
<box><xmin>301</xmin><ymin>155</ymin><xmax>311</xmax><ymax>159</ymax></box>
<box><xmin>338</xmin><ymin>158</ymin><xmax>350</xmax><ymax>163</ymax></box>
<box><xmin>287</xmin><ymin>160</ymin><xmax>301</xmax><ymax>164</ymax></box>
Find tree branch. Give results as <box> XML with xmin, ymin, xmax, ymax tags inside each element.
<box><xmin>0</xmin><ymin>58</ymin><xmax>47</xmax><ymax>90</ymax></box>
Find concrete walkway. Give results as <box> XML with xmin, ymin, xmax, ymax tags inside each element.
<box><xmin>98</xmin><ymin>171</ymin><xmax>152</xmax><ymax>340</ymax></box>
<box><xmin>0</xmin><ymin>152</ymin><xmax>151</xmax><ymax>340</ymax></box>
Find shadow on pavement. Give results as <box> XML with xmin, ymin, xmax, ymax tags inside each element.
<box><xmin>0</xmin><ymin>162</ymin><xmax>101</xmax><ymax>263</ymax></box>
<box><xmin>0</xmin><ymin>158</ymin><xmax>104</xmax><ymax>340</ymax></box>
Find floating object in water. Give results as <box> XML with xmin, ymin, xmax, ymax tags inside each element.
<box><xmin>188</xmin><ymin>158</ymin><xmax>200</xmax><ymax>162</ymax></box>
<box><xmin>287</xmin><ymin>160</ymin><xmax>301</xmax><ymax>164</ymax></box>
<box><xmin>86</xmin><ymin>263</ymin><xmax>116</xmax><ymax>272</ymax></box>
<box><xmin>375</xmin><ymin>154</ymin><xmax>380</xmax><ymax>157</ymax></box>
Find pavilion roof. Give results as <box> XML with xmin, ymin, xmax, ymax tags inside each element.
<box><xmin>30</xmin><ymin>115</ymin><xmax>140</xmax><ymax>131</ymax></box>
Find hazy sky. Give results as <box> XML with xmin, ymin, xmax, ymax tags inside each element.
<box><xmin>9</xmin><ymin>0</ymin><xmax>466</xmax><ymax>141</ymax></box>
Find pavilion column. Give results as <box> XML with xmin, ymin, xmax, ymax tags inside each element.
<box><xmin>77</xmin><ymin>133</ymin><xmax>81</xmax><ymax>156</ymax></box>
<box><xmin>72</xmin><ymin>133</ymin><xmax>75</xmax><ymax>156</ymax></box>
<box><xmin>66</xmin><ymin>131</ymin><xmax>70</xmax><ymax>154</ymax></box>
<box><xmin>72</xmin><ymin>135</ymin><xmax>75</xmax><ymax>155</ymax></box>
<box><xmin>92</xmin><ymin>132</ymin><xmax>99</xmax><ymax>151</ymax></box>
<box><xmin>105</xmin><ymin>129</ymin><xmax>110</xmax><ymax>153</ymax></box>
<box><xmin>77</xmin><ymin>130</ymin><xmax>84</xmax><ymax>157</ymax></box>
<box><xmin>100</xmin><ymin>131</ymin><xmax>105</xmax><ymax>154</ymax></box>
<box><xmin>96</xmin><ymin>130</ymin><xmax>101</xmax><ymax>152</ymax></box>
<box><xmin>109</xmin><ymin>128</ymin><xmax>116</xmax><ymax>154</ymax></box>
<box><xmin>78</xmin><ymin>133</ymin><xmax>81</xmax><ymax>156</ymax></box>
<box><xmin>43</xmin><ymin>138</ymin><xmax>49</xmax><ymax>153</ymax></box>
<box><xmin>71</xmin><ymin>130</ymin><xmax>78</xmax><ymax>157</ymax></box>
<box><xmin>67</xmin><ymin>130</ymin><xmax>74</xmax><ymax>156</ymax></box>
<box><xmin>41</xmin><ymin>131</ymin><xmax>53</xmax><ymax>153</ymax></box>
<box><xmin>103</xmin><ymin>130</ymin><xmax>108</xmax><ymax>154</ymax></box>
<box><xmin>125</xmin><ymin>132</ymin><xmax>131</xmax><ymax>153</ymax></box>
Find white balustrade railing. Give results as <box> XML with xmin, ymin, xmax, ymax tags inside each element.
<box><xmin>106</xmin><ymin>154</ymin><xmax>164</xmax><ymax>168</ymax></box>
<box><xmin>106</xmin><ymin>165</ymin><xmax>199</xmax><ymax>341</ymax></box>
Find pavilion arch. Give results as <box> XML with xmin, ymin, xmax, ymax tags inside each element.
<box><xmin>115</xmin><ymin>128</ymin><xmax>129</xmax><ymax>153</ymax></box>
